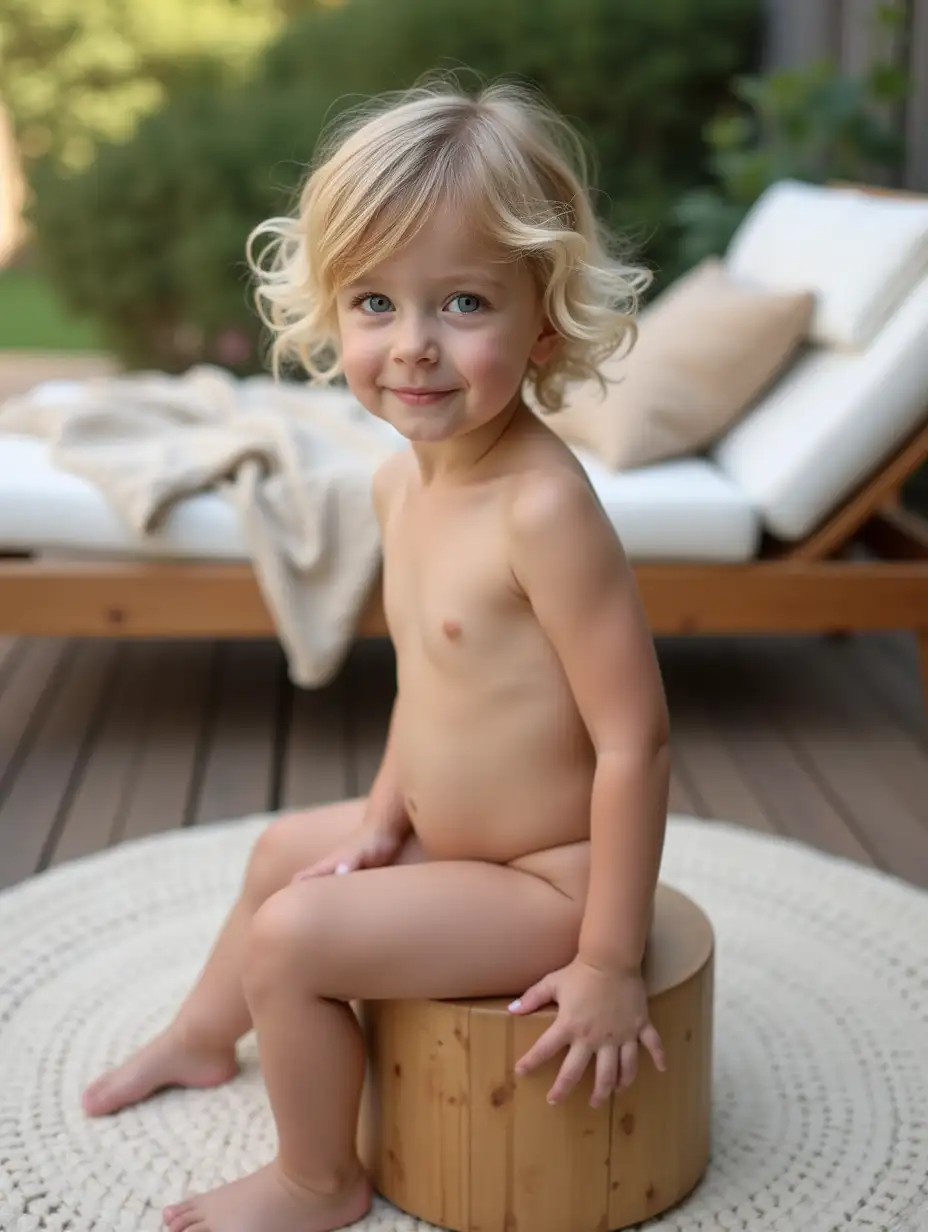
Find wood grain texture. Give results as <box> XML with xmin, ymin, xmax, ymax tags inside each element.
<box><xmin>358</xmin><ymin>886</ymin><xmax>714</xmax><ymax>1232</ymax></box>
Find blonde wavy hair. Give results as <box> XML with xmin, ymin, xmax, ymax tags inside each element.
<box><xmin>247</xmin><ymin>75</ymin><xmax>651</xmax><ymax>412</ymax></box>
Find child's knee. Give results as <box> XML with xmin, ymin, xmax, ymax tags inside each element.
<box><xmin>242</xmin><ymin>883</ymin><xmax>333</xmax><ymax>1004</ymax></box>
<box><xmin>244</xmin><ymin>818</ymin><xmax>297</xmax><ymax>903</ymax></box>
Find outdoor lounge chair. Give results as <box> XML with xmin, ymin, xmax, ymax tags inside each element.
<box><xmin>0</xmin><ymin>181</ymin><xmax>926</xmax><ymax>705</ymax></box>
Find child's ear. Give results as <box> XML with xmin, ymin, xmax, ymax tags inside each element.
<box><xmin>530</xmin><ymin>320</ymin><xmax>560</xmax><ymax>366</ymax></box>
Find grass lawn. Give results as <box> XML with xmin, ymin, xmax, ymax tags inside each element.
<box><xmin>0</xmin><ymin>266</ymin><xmax>104</xmax><ymax>351</ymax></box>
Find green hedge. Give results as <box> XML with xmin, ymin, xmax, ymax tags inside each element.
<box><xmin>0</xmin><ymin>0</ymin><xmax>295</xmax><ymax>170</ymax></box>
<box><xmin>27</xmin><ymin>0</ymin><xmax>763</xmax><ymax>373</ymax></box>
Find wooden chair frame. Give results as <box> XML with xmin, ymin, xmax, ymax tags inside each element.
<box><xmin>1</xmin><ymin>416</ymin><xmax>926</xmax><ymax>706</ymax></box>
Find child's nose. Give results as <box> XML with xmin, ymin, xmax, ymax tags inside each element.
<box><xmin>392</xmin><ymin>314</ymin><xmax>439</xmax><ymax>365</ymax></box>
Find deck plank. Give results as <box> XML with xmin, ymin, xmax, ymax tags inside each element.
<box><xmin>659</xmin><ymin>637</ymin><xmax>887</xmax><ymax>865</ymax></box>
<box><xmin>666</xmin><ymin>713</ymin><xmax>779</xmax><ymax>834</ymax></box>
<box><xmin>280</xmin><ymin>670</ymin><xmax>353</xmax><ymax>810</ymax></box>
<box><xmin>791</xmin><ymin>637</ymin><xmax>928</xmax><ymax>830</ymax></box>
<box><xmin>724</xmin><ymin>643</ymin><xmax>878</xmax><ymax>866</ymax></box>
<box><xmin>0</xmin><ymin>631</ymin><xmax>925</xmax><ymax>893</ymax></box>
<box><xmin>193</xmin><ymin>640</ymin><xmax>283</xmax><ymax>825</ymax></box>
<box><xmin>667</xmin><ymin>761</ymin><xmax>701</xmax><ymax>816</ymax></box>
<box><xmin>121</xmin><ymin>642</ymin><xmax>216</xmax><ymax>840</ymax></box>
<box><xmin>0</xmin><ymin>641</ymin><xmax>117</xmax><ymax>888</ymax></box>
<box><xmin>49</xmin><ymin>642</ymin><xmax>154</xmax><ymax>865</ymax></box>
<box><xmin>346</xmin><ymin>639</ymin><xmax>395</xmax><ymax>797</ymax></box>
<box><xmin>854</xmin><ymin>632</ymin><xmax>927</xmax><ymax>744</ymax></box>
<box><xmin>0</xmin><ymin>638</ymin><xmax>69</xmax><ymax>796</ymax></box>
<box><xmin>660</xmin><ymin>639</ymin><xmax>785</xmax><ymax>835</ymax></box>
<box><xmin>733</xmin><ymin>637</ymin><xmax>928</xmax><ymax>885</ymax></box>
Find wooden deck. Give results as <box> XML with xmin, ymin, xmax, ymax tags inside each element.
<box><xmin>0</xmin><ymin>630</ymin><xmax>926</xmax><ymax>894</ymax></box>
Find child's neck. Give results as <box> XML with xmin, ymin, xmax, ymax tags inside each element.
<box><xmin>412</xmin><ymin>395</ymin><xmax>529</xmax><ymax>487</ymax></box>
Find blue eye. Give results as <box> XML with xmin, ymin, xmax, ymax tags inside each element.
<box><xmin>360</xmin><ymin>294</ymin><xmax>393</xmax><ymax>314</ymax></box>
<box><xmin>447</xmin><ymin>294</ymin><xmax>483</xmax><ymax>314</ymax></box>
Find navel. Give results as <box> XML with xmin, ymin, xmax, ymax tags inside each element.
<box><xmin>442</xmin><ymin>618</ymin><xmax>463</xmax><ymax>641</ymax></box>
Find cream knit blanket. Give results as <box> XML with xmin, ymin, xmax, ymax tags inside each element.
<box><xmin>0</xmin><ymin>364</ymin><xmax>403</xmax><ymax>685</ymax></box>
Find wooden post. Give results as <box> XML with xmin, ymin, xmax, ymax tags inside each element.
<box><xmin>762</xmin><ymin>0</ymin><xmax>841</xmax><ymax>69</ymax></box>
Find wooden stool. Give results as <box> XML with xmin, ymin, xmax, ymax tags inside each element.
<box><xmin>357</xmin><ymin>884</ymin><xmax>714</xmax><ymax>1232</ymax></box>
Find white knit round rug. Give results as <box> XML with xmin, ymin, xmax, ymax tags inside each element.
<box><xmin>1</xmin><ymin>815</ymin><xmax>927</xmax><ymax>1232</ymax></box>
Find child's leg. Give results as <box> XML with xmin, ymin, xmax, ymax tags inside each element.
<box><xmin>163</xmin><ymin>851</ymin><xmax>586</xmax><ymax>1232</ymax></box>
<box><xmin>83</xmin><ymin>798</ymin><xmax>425</xmax><ymax>1116</ymax></box>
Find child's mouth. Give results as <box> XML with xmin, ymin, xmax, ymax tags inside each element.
<box><xmin>389</xmin><ymin>388</ymin><xmax>456</xmax><ymax>406</ymax></box>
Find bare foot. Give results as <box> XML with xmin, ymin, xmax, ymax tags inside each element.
<box><xmin>162</xmin><ymin>1161</ymin><xmax>372</xmax><ymax>1232</ymax></box>
<box><xmin>82</xmin><ymin>1024</ymin><xmax>239</xmax><ymax>1117</ymax></box>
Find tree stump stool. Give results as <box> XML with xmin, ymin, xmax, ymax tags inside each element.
<box><xmin>356</xmin><ymin>883</ymin><xmax>714</xmax><ymax>1232</ymax></box>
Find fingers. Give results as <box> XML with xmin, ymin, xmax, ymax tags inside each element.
<box><xmin>509</xmin><ymin>975</ymin><xmax>555</xmax><ymax>1016</ymax></box>
<box><xmin>291</xmin><ymin>859</ymin><xmax>329</xmax><ymax>882</ymax></box>
<box><xmin>616</xmin><ymin>1040</ymin><xmax>638</xmax><ymax>1093</ymax></box>
<box><xmin>640</xmin><ymin>1023</ymin><xmax>667</xmax><ymax>1072</ymax></box>
<box><xmin>591</xmin><ymin>1045</ymin><xmax>619</xmax><ymax>1107</ymax></box>
<box><xmin>514</xmin><ymin>1018</ymin><xmax>568</xmax><ymax>1078</ymax></box>
<box><xmin>291</xmin><ymin>855</ymin><xmax>350</xmax><ymax>883</ymax></box>
<box><xmin>546</xmin><ymin>1040</ymin><xmax>592</xmax><ymax>1106</ymax></box>
<box><xmin>516</xmin><ymin>1025</ymin><xmax>665</xmax><ymax>1106</ymax></box>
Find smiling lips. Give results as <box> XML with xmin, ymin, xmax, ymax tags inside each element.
<box><xmin>388</xmin><ymin>387</ymin><xmax>456</xmax><ymax>406</ymax></box>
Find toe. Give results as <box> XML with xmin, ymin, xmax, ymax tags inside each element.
<box><xmin>81</xmin><ymin>1078</ymin><xmax>113</xmax><ymax>1116</ymax></box>
<box><xmin>162</xmin><ymin>1199</ymin><xmax>194</xmax><ymax>1228</ymax></box>
<box><xmin>167</xmin><ymin>1208</ymin><xmax>202</xmax><ymax>1232</ymax></box>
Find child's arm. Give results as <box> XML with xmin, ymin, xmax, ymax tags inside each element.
<box><xmin>295</xmin><ymin>707</ymin><xmax>409</xmax><ymax>878</ymax></box>
<box><xmin>507</xmin><ymin>467</ymin><xmax>670</xmax><ymax>1102</ymax></box>
<box><xmin>509</xmin><ymin>469</ymin><xmax>670</xmax><ymax>973</ymax></box>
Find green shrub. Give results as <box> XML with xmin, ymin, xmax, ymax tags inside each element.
<box><xmin>0</xmin><ymin>0</ymin><xmax>297</xmax><ymax>170</ymax></box>
<box><xmin>28</xmin><ymin>81</ymin><xmax>324</xmax><ymax>371</ymax></box>
<box><xmin>673</xmin><ymin>4</ymin><xmax>908</xmax><ymax>268</ymax></box>
<box><xmin>27</xmin><ymin>0</ymin><xmax>762</xmax><ymax>373</ymax></box>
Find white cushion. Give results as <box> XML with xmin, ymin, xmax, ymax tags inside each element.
<box><xmin>0</xmin><ymin>435</ymin><xmax>760</xmax><ymax>565</ymax></box>
<box><xmin>726</xmin><ymin>179</ymin><xmax>928</xmax><ymax>349</ymax></box>
<box><xmin>0</xmin><ymin>434</ymin><xmax>247</xmax><ymax>560</ymax></box>
<box><xmin>713</xmin><ymin>273</ymin><xmax>928</xmax><ymax>541</ymax></box>
<box><xmin>578</xmin><ymin>452</ymin><xmax>760</xmax><ymax>561</ymax></box>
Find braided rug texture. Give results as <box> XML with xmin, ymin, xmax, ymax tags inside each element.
<box><xmin>1</xmin><ymin>814</ymin><xmax>927</xmax><ymax>1232</ymax></box>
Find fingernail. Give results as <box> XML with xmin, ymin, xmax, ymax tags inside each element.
<box><xmin>336</xmin><ymin>863</ymin><xmax>349</xmax><ymax>875</ymax></box>
<box><xmin>508</xmin><ymin>1000</ymin><xmax>521</xmax><ymax>1012</ymax></box>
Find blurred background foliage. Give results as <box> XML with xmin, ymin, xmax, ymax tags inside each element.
<box><xmin>0</xmin><ymin>0</ymin><xmax>289</xmax><ymax>169</ymax></box>
<box><xmin>674</xmin><ymin>2</ymin><xmax>909</xmax><ymax>269</ymax></box>
<box><xmin>5</xmin><ymin>0</ymin><xmax>764</xmax><ymax>372</ymax></box>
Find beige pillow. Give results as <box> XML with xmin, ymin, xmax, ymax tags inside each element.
<box><xmin>544</xmin><ymin>257</ymin><xmax>815</xmax><ymax>470</ymax></box>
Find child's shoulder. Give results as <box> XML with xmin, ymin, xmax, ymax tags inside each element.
<box><xmin>504</xmin><ymin>426</ymin><xmax>602</xmax><ymax>532</ymax></box>
<box><xmin>503</xmin><ymin>432</ymin><xmax>625</xmax><ymax>576</ymax></box>
<box><xmin>507</xmin><ymin>459</ymin><xmax>600</xmax><ymax>540</ymax></box>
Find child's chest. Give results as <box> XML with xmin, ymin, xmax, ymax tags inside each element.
<box><xmin>381</xmin><ymin>494</ymin><xmax>525</xmax><ymax>665</ymax></box>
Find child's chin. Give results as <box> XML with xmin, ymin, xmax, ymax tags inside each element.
<box><xmin>391</xmin><ymin>413</ymin><xmax>461</xmax><ymax>444</ymax></box>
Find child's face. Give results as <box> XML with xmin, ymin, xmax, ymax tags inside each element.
<box><xmin>334</xmin><ymin>204</ymin><xmax>556</xmax><ymax>444</ymax></box>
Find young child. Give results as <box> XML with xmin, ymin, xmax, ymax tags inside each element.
<box><xmin>82</xmin><ymin>78</ymin><xmax>671</xmax><ymax>1232</ymax></box>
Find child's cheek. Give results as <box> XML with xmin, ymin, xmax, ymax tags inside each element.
<box><xmin>462</xmin><ymin>334</ymin><xmax>531</xmax><ymax>397</ymax></box>
<box><xmin>340</xmin><ymin>330</ymin><xmax>383</xmax><ymax>391</ymax></box>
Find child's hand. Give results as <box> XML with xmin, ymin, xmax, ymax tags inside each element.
<box><xmin>509</xmin><ymin>958</ymin><xmax>666</xmax><ymax>1107</ymax></box>
<box><xmin>291</xmin><ymin>819</ymin><xmax>406</xmax><ymax>882</ymax></box>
